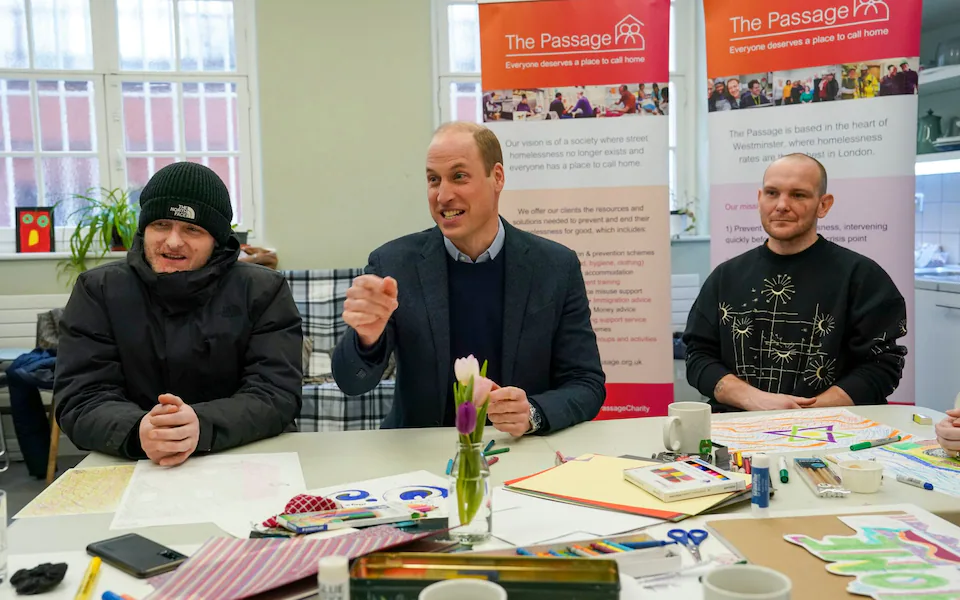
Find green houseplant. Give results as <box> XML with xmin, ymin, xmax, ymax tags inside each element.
<box><xmin>57</xmin><ymin>187</ymin><xmax>139</xmax><ymax>281</ymax></box>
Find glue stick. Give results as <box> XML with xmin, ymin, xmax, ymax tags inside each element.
<box><xmin>318</xmin><ymin>556</ymin><xmax>350</xmax><ymax>600</ymax></box>
<box><xmin>751</xmin><ymin>453</ymin><xmax>770</xmax><ymax>517</ymax></box>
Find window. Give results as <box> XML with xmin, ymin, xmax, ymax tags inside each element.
<box><xmin>432</xmin><ymin>0</ymin><xmax>698</xmax><ymax>234</ymax></box>
<box><xmin>0</xmin><ymin>0</ymin><xmax>257</xmax><ymax>252</ymax></box>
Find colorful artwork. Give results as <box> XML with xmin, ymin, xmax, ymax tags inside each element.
<box><xmin>309</xmin><ymin>471</ymin><xmax>450</xmax><ymax>511</ymax></box>
<box><xmin>826</xmin><ymin>439</ymin><xmax>960</xmax><ymax>498</ymax></box>
<box><xmin>15</xmin><ymin>207</ymin><xmax>54</xmax><ymax>253</ymax></box>
<box><xmin>15</xmin><ymin>465</ymin><xmax>134</xmax><ymax>518</ymax></box>
<box><xmin>711</xmin><ymin>408</ymin><xmax>911</xmax><ymax>453</ymax></box>
<box><xmin>652</xmin><ymin>466</ymin><xmax>695</xmax><ymax>483</ymax></box>
<box><xmin>786</xmin><ymin>514</ymin><xmax>960</xmax><ymax>599</ymax></box>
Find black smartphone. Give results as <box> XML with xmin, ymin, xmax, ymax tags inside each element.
<box><xmin>86</xmin><ymin>534</ymin><xmax>187</xmax><ymax>579</ymax></box>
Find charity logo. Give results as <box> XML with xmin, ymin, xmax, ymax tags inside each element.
<box><xmin>169</xmin><ymin>204</ymin><xmax>196</xmax><ymax>220</ymax></box>
<box><xmin>853</xmin><ymin>0</ymin><xmax>890</xmax><ymax>19</ymax></box>
<box><xmin>614</xmin><ymin>15</ymin><xmax>646</xmax><ymax>48</ymax></box>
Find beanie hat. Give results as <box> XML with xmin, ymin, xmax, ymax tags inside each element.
<box><xmin>137</xmin><ymin>162</ymin><xmax>233</xmax><ymax>245</ymax></box>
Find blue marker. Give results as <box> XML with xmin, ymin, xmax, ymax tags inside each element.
<box><xmin>102</xmin><ymin>593</ymin><xmax>127</xmax><ymax>600</ymax></box>
<box><xmin>621</xmin><ymin>540</ymin><xmax>675</xmax><ymax>550</ymax></box>
<box><xmin>484</xmin><ymin>439</ymin><xmax>495</xmax><ymax>454</ymax></box>
<box><xmin>445</xmin><ymin>459</ymin><xmax>453</xmax><ymax>476</ymax></box>
<box><xmin>547</xmin><ymin>549</ymin><xmax>565</xmax><ymax>557</ymax></box>
<box><xmin>897</xmin><ymin>474</ymin><xmax>934</xmax><ymax>490</ymax></box>
<box><xmin>516</xmin><ymin>547</ymin><xmax>535</xmax><ymax>556</ymax></box>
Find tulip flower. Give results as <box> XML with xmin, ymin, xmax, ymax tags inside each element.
<box><xmin>454</xmin><ymin>355</ymin><xmax>481</xmax><ymax>387</ymax></box>
<box><xmin>456</xmin><ymin>401</ymin><xmax>478</xmax><ymax>436</ymax></box>
<box><xmin>472</xmin><ymin>376</ymin><xmax>494</xmax><ymax>407</ymax></box>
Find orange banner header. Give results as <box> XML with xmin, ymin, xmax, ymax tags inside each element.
<box><xmin>704</xmin><ymin>0</ymin><xmax>921</xmax><ymax>77</ymax></box>
<box><xmin>479</xmin><ymin>0</ymin><xmax>670</xmax><ymax>90</ymax></box>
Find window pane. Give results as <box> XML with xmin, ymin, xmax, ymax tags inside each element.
<box><xmin>122</xmin><ymin>81</ymin><xmax>179</xmax><ymax>152</ymax></box>
<box><xmin>126</xmin><ymin>156</ymin><xmax>175</xmax><ymax>202</ymax></box>
<box><xmin>31</xmin><ymin>0</ymin><xmax>93</xmax><ymax>70</ymax></box>
<box><xmin>38</xmin><ymin>80</ymin><xmax>96</xmax><ymax>152</ymax></box>
<box><xmin>43</xmin><ymin>156</ymin><xmax>99</xmax><ymax>225</ymax></box>
<box><xmin>449</xmin><ymin>82</ymin><xmax>481</xmax><ymax>124</ymax></box>
<box><xmin>117</xmin><ymin>0</ymin><xmax>176</xmax><ymax>71</ymax></box>
<box><xmin>669</xmin><ymin>3</ymin><xmax>676</xmax><ymax>73</ymax></box>
<box><xmin>187</xmin><ymin>155</ymin><xmax>239</xmax><ymax>222</ymax></box>
<box><xmin>183</xmin><ymin>82</ymin><xmax>238</xmax><ymax>152</ymax></box>
<box><xmin>0</xmin><ymin>0</ymin><xmax>29</xmax><ymax>69</ymax></box>
<box><xmin>448</xmin><ymin>4</ymin><xmax>480</xmax><ymax>73</ymax></box>
<box><xmin>0</xmin><ymin>157</ymin><xmax>37</xmax><ymax>228</ymax></box>
<box><xmin>179</xmin><ymin>0</ymin><xmax>236</xmax><ymax>72</ymax></box>
<box><xmin>0</xmin><ymin>79</ymin><xmax>34</xmax><ymax>151</ymax></box>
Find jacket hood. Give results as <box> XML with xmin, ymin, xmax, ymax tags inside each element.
<box><xmin>127</xmin><ymin>234</ymin><xmax>242</xmax><ymax>314</ymax></box>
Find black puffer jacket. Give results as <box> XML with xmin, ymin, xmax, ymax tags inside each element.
<box><xmin>54</xmin><ymin>235</ymin><xmax>302</xmax><ymax>459</ymax></box>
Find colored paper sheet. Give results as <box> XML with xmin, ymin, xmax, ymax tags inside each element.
<box><xmin>505</xmin><ymin>454</ymin><xmax>750</xmax><ymax>520</ymax></box>
<box><xmin>15</xmin><ymin>465</ymin><xmax>135</xmax><ymax>518</ymax></box>
<box><xmin>711</xmin><ymin>407</ymin><xmax>912</xmax><ymax>453</ymax></box>
<box><xmin>826</xmin><ymin>438</ymin><xmax>960</xmax><ymax>498</ymax></box>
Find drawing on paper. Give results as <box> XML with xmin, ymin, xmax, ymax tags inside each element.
<box><xmin>310</xmin><ymin>471</ymin><xmax>451</xmax><ymax>510</ymax></box>
<box><xmin>711</xmin><ymin>407</ymin><xmax>911</xmax><ymax>453</ymax></box>
<box><xmin>786</xmin><ymin>514</ymin><xmax>960</xmax><ymax>599</ymax></box>
<box><xmin>15</xmin><ymin>465</ymin><xmax>135</xmax><ymax>518</ymax></box>
<box><xmin>826</xmin><ymin>439</ymin><xmax>960</xmax><ymax>498</ymax></box>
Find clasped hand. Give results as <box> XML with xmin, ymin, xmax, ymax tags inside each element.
<box><xmin>139</xmin><ymin>393</ymin><xmax>200</xmax><ymax>467</ymax></box>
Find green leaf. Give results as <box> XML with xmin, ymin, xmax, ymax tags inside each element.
<box><xmin>480</xmin><ymin>360</ymin><xmax>488</xmax><ymax>378</ymax></box>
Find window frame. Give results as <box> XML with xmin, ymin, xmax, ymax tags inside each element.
<box><xmin>0</xmin><ymin>0</ymin><xmax>260</xmax><ymax>255</ymax></box>
<box><xmin>431</xmin><ymin>0</ymin><xmax>700</xmax><ymax>236</ymax></box>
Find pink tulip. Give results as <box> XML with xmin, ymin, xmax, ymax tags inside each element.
<box><xmin>454</xmin><ymin>355</ymin><xmax>481</xmax><ymax>387</ymax></box>
<box><xmin>456</xmin><ymin>401</ymin><xmax>478</xmax><ymax>435</ymax></box>
<box><xmin>472</xmin><ymin>376</ymin><xmax>494</xmax><ymax>407</ymax></box>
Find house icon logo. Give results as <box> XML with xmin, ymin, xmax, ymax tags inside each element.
<box><xmin>853</xmin><ymin>0</ymin><xmax>890</xmax><ymax>20</ymax></box>
<box><xmin>615</xmin><ymin>15</ymin><xmax>645</xmax><ymax>48</ymax></box>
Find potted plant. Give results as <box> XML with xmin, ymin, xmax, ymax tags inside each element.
<box><xmin>57</xmin><ymin>188</ymin><xmax>139</xmax><ymax>281</ymax></box>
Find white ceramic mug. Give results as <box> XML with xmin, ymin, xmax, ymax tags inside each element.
<box><xmin>702</xmin><ymin>565</ymin><xmax>792</xmax><ymax>600</ymax></box>
<box><xmin>662</xmin><ymin>401</ymin><xmax>712</xmax><ymax>454</ymax></box>
<box><xmin>418</xmin><ymin>579</ymin><xmax>507</xmax><ymax>600</ymax></box>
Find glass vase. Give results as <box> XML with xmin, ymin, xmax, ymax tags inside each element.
<box><xmin>447</xmin><ymin>441</ymin><xmax>492</xmax><ymax>545</ymax></box>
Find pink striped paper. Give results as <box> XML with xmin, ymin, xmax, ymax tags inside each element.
<box><xmin>145</xmin><ymin>526</ymin><xmax>434</xmax><ymax>600</ymax></box>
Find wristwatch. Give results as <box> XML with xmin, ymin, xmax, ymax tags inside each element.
<box><xmin>527</xmin><ymin>404</ymin><xmax>543</xmax><ymax>434</ymax></box>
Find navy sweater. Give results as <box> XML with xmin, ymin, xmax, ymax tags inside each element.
<box><xmin>444</xmin><ymin>252</ymin><xmax>505</xmax><ymax>425</ymax></box>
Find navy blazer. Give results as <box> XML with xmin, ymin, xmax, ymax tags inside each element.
<box><xmin>332</xmin><ymin>220</ymin><xmax>605</xmax><ymax>434</ymax></box>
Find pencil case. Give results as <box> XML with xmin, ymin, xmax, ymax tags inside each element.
<box><xmin>474</xmin><ymin>533</ymin><xmax>682</xmax><ymax>578</ymax></box>
<box><xmin>351</xmin><ymin>553</ymin><xmax>620</xmax><ymax>599</ymax></box>
<box><xmin>793</xmin><ymin>458</ymin><xmax>850</xmax><ymax>498</ymax></box>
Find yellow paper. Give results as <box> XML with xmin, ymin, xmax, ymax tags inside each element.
<box><xmin>507</xmin><ymin>454</ymin><xmax>751</xmax><ymax>517</ymax></box>
<box><xmin>15</xmin><ymin>465</ymin><xmax>135</xmax><ymax>518</ymax></box>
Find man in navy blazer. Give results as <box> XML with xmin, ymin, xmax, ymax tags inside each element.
<box><xmin>332</xmin><ymin>122</ymin><xmax>605</xmax><ymax>436</ymax></box>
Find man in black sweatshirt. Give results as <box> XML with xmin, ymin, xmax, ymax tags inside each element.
<box><xmin>683</xmin><ymin>153</ymin><xmax>907</xmax><ymax>412</ymax></box>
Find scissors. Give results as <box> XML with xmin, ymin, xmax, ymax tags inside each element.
<box><xmin>667</xmin><ymin>528</ymin><xmax>708</xmax><ymax>562</ymax></box>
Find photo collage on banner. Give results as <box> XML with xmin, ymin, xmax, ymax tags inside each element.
<box><xmin>478</xmin><ymin>0</ymin><xmax>673</xmax><ymax>418</ymax></box>
<box><xmin>703</xmin><ymin>0</ymin><xmax>920</xmax><ymax>404</ymax></box>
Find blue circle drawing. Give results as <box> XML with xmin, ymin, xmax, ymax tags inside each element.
<box><xmin>333</xmin><ymin>489</ymin><xmax>370</xmax><ymax>502</ymax></box>
<box><xmin>384</xmin><ymin>486</ymin><xmax>449</xmax><ymax>502</ymax></box>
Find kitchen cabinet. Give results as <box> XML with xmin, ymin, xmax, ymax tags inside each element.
<box><xmin>915</xmin><ymin>287</ymin><xmax>960</xmax><ymax>413</ymax></box>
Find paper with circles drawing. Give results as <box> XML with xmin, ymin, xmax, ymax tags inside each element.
<box><xmin>711</xmin><ymin>407</ymin><xmax>912</xmax><ymax>453</ymax></box>
<box><xmin>111</xmin><ymin>453</ymin><xmax>305</xmax><ymax>530</ymax></box>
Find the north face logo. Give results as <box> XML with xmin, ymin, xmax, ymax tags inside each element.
<box><xmin>170</xmin><ymin>204</ymin><xmax>196</xmax><ymax>220</ymax></box>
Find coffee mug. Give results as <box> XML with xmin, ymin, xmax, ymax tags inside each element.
<box><xmin>662</xmin><ymin>401</ymin><xmax>711</xmax><ymax>454</ymax></box>
<box><xmin>419</xmin><ymin>579</ymin><xmax>507</xmax><ymax>600</ymax></box>
<box><xmin>702</xmin><ymin>565</ymin><xmax>792</xmax><ymax>600</ymax></box>
<box><xmin>837</xmin><ymin>460</ymin><xmax>883</xmax><ymax>493</ymax></box>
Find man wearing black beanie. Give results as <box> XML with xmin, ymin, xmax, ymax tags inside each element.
<box><xmin>54</xmin><ymin>162</ymin><xmax>303</xmax><ymax>467</ymax></box>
